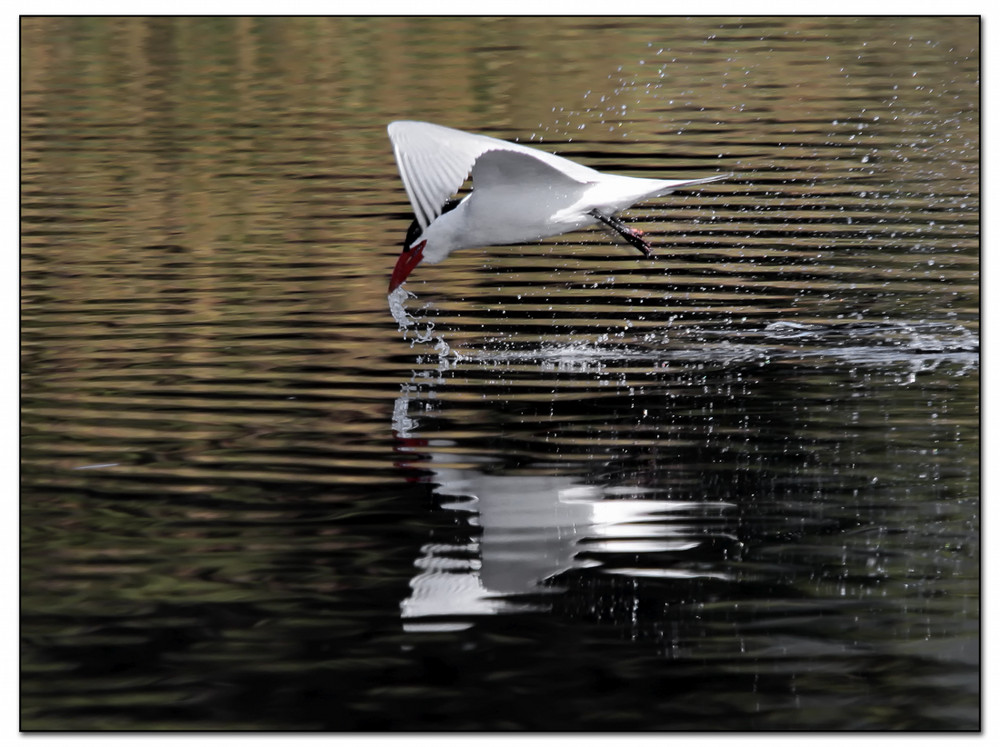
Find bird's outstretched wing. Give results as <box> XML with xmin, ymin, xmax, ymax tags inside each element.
<box><xmin>388</xmin><ymin>121</ymin><xmax>597</xmax><ymax>230</ymax></box>
<box><xmin>470</xmin><ymin>149</ymin><xmax>590</xmax><ymax>197</ymax></box>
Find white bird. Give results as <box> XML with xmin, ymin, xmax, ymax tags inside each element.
<box><xmin>387</xmin><ymin>120</ymin><xmax>728</xmax><ymax>292</ymax></box>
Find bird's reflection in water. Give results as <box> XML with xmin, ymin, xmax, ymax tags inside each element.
<box><xmin>391</xmin><ymin>379</ymin><xmax>733</xmax><ymax>632</ymax></box>
<box><xmin>389</xmin><ymin>317</ymin><xmax>979</xmax><ymax>632</ymax></box>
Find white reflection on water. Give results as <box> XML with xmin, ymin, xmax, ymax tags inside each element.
<box><xmin>392</xmin><ymin>384</ymin><xmax>734</xmax><ymax>632</ymax></box>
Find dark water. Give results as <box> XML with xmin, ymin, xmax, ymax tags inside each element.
<box><xmin>21</xmin><ymin>17</ymin><xmax>979</xmax><ymax>730</ymax></box>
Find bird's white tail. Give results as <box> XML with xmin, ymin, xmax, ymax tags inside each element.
<box><xmin>652</xmin><ymin>172</ymin><xmax>730</xmax><ymax>197</ymax></box>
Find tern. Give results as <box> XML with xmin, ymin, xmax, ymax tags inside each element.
<box><xmin>387</xmin><ymin>120</ymin><xmax>728</xmax><ymax>292</ymax></box>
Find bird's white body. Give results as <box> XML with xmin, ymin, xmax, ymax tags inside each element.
<box><xmin>387</xmin><ymin>120</ymin><xmax>727</xmax><ymax>289</ymax></box>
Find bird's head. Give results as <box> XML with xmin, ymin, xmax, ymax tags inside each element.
<box><xmin>388</xmin><ymin>199</ymin><xmax>463</xmax><ymax>293</ymax></box>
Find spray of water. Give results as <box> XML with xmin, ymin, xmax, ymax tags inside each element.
<box><xmin>388</xmin><ymin>286</ymin><xmax>463</xmax><ymax>361</ymax></box>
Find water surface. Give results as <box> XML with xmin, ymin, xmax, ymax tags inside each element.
<box><xmin>21</xmin><ymin>16</ymin><xmax>979</xmax><ymax>730</ymax></box>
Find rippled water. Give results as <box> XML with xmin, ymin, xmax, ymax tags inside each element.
<box><xmin>21</xmin><ymin>17</ymin><xmax>979</xmax><ymax>730</ymax></box>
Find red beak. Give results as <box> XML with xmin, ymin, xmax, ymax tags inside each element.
<box><xmin>389</xmin><ymin>240</ymin><xmax>426</xmax><ymax>293</ymax></box>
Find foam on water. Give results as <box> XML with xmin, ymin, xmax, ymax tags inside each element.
<box><xmin>388</xmin><ymin>289</ymin><xmax>978</xmax><ymax>378</ymax></box>
<box><xmin>762</xmin><ymin>320</ymin><xmax>979</xmax><ymax>352</ymax></box>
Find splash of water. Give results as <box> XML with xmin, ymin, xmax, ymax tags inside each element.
<box><xmin>389</xmin><ymin>287</ymin><xmax>463</xmax><ymax>438</ymax></box>
<box><xmin>387</xmin><ymin>286</ymin><xmax>463</xmax><ymax>361</ymax></box>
